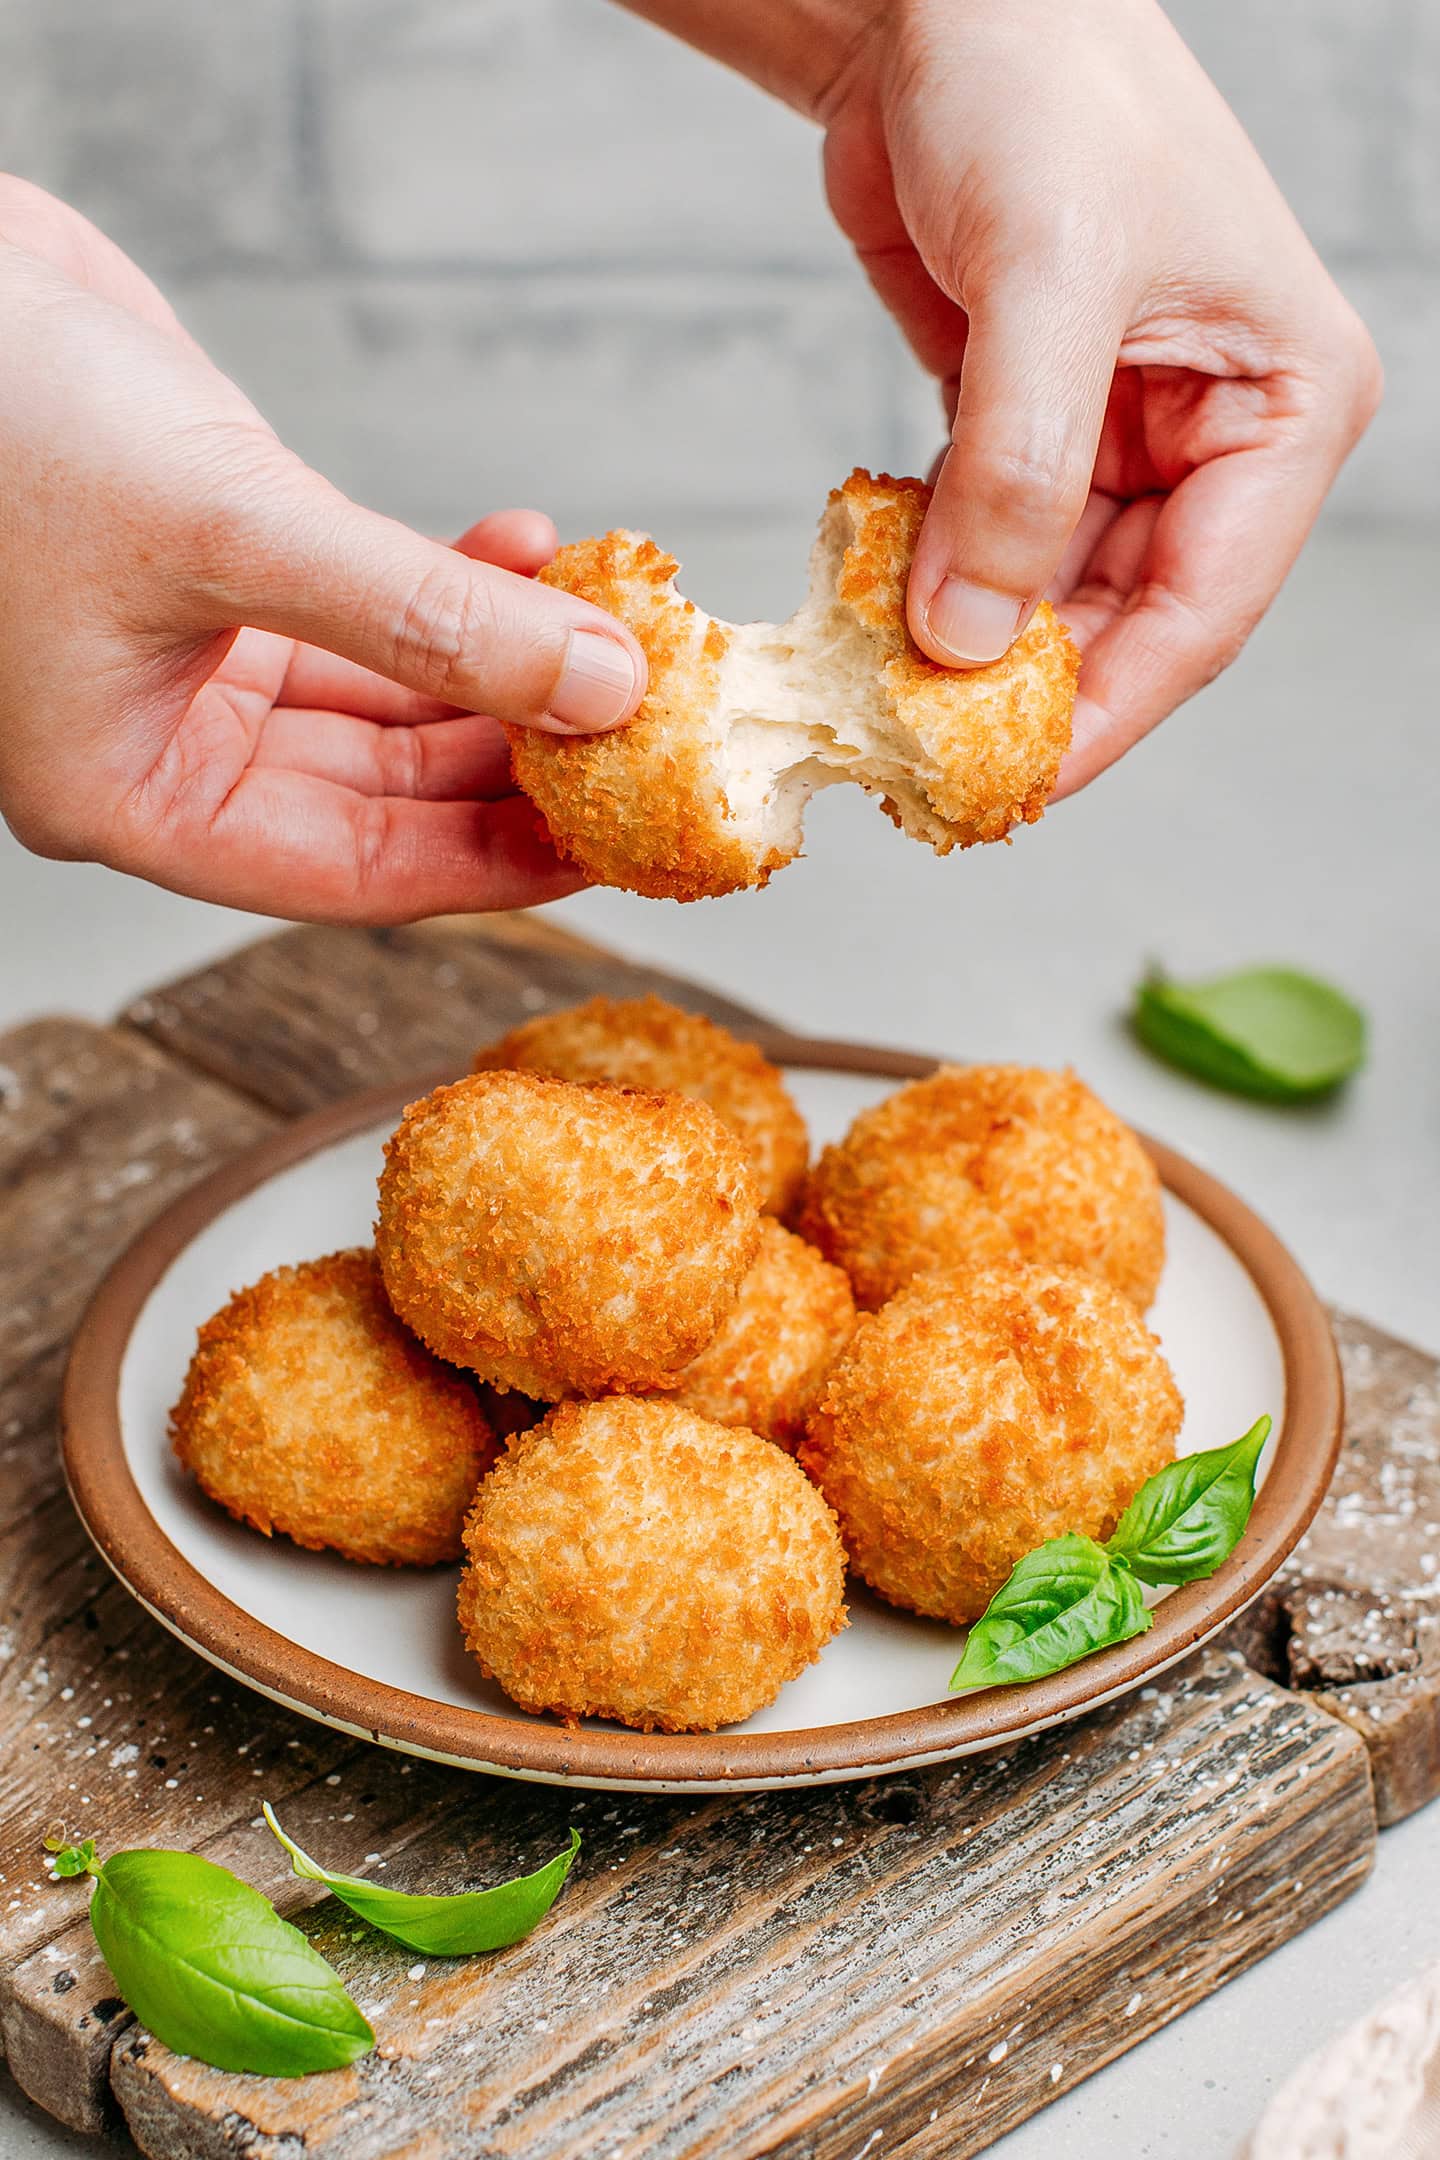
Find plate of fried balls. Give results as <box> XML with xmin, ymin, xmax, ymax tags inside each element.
<box><xmin>64</xmin><ymin>995</ymin><xmax>1341</xmax><ymax>1792</ymax></box>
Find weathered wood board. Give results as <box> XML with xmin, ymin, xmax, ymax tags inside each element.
<box><xmin>0</xmin><ymin>914</ymin><xmax>1428</xmax><ymax>2157</ymax></box>
<box><xmin>1229</xmin><ymin>1311</ymin><xmax>1440</xmax><ymax>1827</ymax></box>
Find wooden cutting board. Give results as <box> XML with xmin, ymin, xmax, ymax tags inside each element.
<box><xmin>0</xmin><ymin>914</ymin><xmax>1433</xmax><ymax>2159</ymax></box>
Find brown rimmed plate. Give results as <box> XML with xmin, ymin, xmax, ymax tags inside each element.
<box><xmin>62</xmin><ymin>1038</ymin><xmax>1341</xmax><ymax>1792</ymax></box>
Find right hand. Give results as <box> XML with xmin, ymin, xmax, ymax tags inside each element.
<box><xmin>0</xmin><ymin>178</ymin><xmax>647</xmax><ymax>922</ymax></box>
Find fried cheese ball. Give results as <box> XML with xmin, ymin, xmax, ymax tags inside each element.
<box><xmin>796</xmin><ymin>1064</ymin><xmax>1166</xmax><ymax>1311</ymax></box>
<box><xmin>458</xmin><ymin>1398</ymin><xmax>848</xmax><ymax>1731</ymax></box>
<box><xmin>375</xmin><ymin>1070</ymin><xmax>761</xmax><ymax>1398</ymax></box>
<box><xmin>800</xmin><ymin>1264</ymin><xmax>1184</xmax><ymax>1625</ymax></box>
<box><xmin>655</xmin><ymin>1219</ymin><xmax>856</xmax><ymax>1450</ymax></box>
<box><xmin>475</xmin><ymin>994</ymin><xmax>808</xmax><ymax>1216</ymax></box>
<box><xmin>170</xmin><ymin>1248</ymin><xmax>498</xmax><ymax>1567</ymax></box>
<box><xmin>509</xmin><ymin>470</ymin><xmax>1078</xmax><ymax>900</ymax></box>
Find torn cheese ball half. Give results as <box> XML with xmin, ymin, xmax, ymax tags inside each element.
<box><xmin>508</xmin><ymin>469</ymin><xmax>1079</xmax><ymax>901</ymax></box>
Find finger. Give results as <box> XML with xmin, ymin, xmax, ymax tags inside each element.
<box><xmin>1050</xmin><ymin>446</ymin><xmax>1330</xmax><ymax>798</ymax></box>
<box><xmin>277</xmin><ymin>509</ymin><xmax>561</xmax><ymax>721</ymax></box>
<box><xmin>277</xmin><ymin>647</ymin><xmax>458</xmax><ymax>724</ymax></box>
<box><xmin>199</xmin><ymin>460</ymin><xmax>646</xmax><ymax>736</ymax></box>
<box><xmin>451</xmin><ymin>508</ymin><xmax>558</xmax><ymax>576</ymax></box>
<box><xmin>248</xmin><ymin>707</ymin><xmax>516</xmax><ymax>800</ymax></box>
<box><xmin>1046</xmin><ymin>488</ymin><xmax>1126</xmax><ymax>604</ymax></box>
<box><xmin>908</xmin><ymin>263</ymin><xmax>1122</xmax><ymax>667</ymax></box>
<box><xmin>124</xmin><ymin>773</ymin><xmax>583</xmax><ymax>923</ymax></box>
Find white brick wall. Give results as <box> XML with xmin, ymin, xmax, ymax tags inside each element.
<box><xmin>0</xmin><ymin>0</ymin><xmax>302</xmax><ymax>269</ymax></box>
<box><xmin>179</xmin><ymin>272</ymin><xmax>898</xmax><ymax>541</ymax></box>
<box><xmin>1163</xmin><ymin>0</ymin><xmax>1411</xmax><ymax>261</ymax></box>
<box><xmin>0</xmin><ymin>0</ymin><xmax>1433</xmax><ymax>529</ymax></box>
<box><xmin>312</xmin><ymin>0</ymin><xmax>845</xmax><ymax>269</ymax></box>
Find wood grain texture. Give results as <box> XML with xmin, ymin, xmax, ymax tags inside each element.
<box><xmin>0</xmin><ymin>919</ymin><xmax>1412</xmax><ymax>2157</ymax></box>
<box><xmin>103</xmin><ymin>1651</ymin><xmax>1373</xmax><ymax>2160</ymax></box>
<box><xmin>1232</xmin><ymin>1313</ymin><xmax>1440</xmax><ymax>1827</ymax></box>
<box><xmin>0</xmin><ymin>1018</ymin><xmax>278</xmax><ymax>2128</ymax></box>
<box><xmin>120</xmin><ymin>918</ymin><xmax>795</xmax><ymax>1116</ymax></box>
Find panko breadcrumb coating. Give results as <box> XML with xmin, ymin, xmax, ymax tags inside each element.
<box><xmin>475</xmin><ymin>994</ymin><xmax>808</xmax><ymax>1216</ymax></box>
<box><xmin>458</xmin><ymin>1397</ymin><xmax>847</xmax><ymax>1731</ymax></box>
<box><xmin>509</xmin><ymin>470</ymin><xmax>1078</xmax><ymax>900</ymax></box>
<box><xmin>655</xmin><ymin>1219</ymin><xmax>856</xmax><ymax>1450</ymax></box>
<box><xmin>800</xmin><ymin>1263</ymin><xmax>1183</xmax><ymax>1625</ymax></box>
<box><xmin>796</xmin><ymin>1064</ymin><xmax>1166</xmax><ymax>1311</ymax></box>
<box><xmin>169</xmin><ymin>1248</ymin><xmax>497</xmax><ymax>1567</ymax></box>
<box><xmin>375</xmin><ymin>1070</ymin><xmax>760</xmax><ymax>1399</ymax></box>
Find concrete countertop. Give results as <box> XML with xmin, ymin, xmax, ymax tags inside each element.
<box><xmin>2</xmin><ymin>521</ymin><xmax>1436</xmax><ymax>2156</ymax></box>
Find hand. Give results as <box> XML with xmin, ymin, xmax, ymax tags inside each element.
<box><xmin>818</xmin><ymin>0</ymin><xmax>1382</xmax><ymax>792</ymax></box>
<box><xmin>0</xmin><ymin>179</ymin><xmax>647</xmax><ymax>920</ymax></box>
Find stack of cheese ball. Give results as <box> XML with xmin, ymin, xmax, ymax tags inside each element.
<box><xmin>171</xmin><ymin>995</ymin><xmax>1183</xmax><ymax>1734</ymax></box>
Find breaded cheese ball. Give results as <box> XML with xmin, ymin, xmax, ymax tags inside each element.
<box><xmin>508</xmin><ymin>470</ymin><xmax>1078</xmax><ymax>901</ymax></box>
<box><xmin>375</xmin><ymin>1070</ymin><xmax>760</xmax><ymax>1398</ymax></box>
<box><xmin>656</xmin><ymin>1219</ymin><xmax>856</xmax><ymax>1450</ymax></box>
<box><xmin>800</xmin><ymin>1263</ymin><xmax>1184</xmax><ymax>1625</ymax></box>
<box><xmin>796</xmin><ymin>1064</ymin><xmax>1166</xmax><ymax>1311</ymax></box>
<box><xmin>475</xmin><ymin>994</ymin><xmax>808</xmax><ymax>1216</ymax></box>
<box><xmin>169</xmin><ymin>1248</ymin><xmax>497</xmax><ymax>1567</ymax></box>
<box><xmin>458</xmin><ymin>1398</ymin><xmax>848</xmax><ymax>1731</ymax></box>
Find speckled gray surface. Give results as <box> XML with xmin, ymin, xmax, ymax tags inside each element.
<box><xmin>1</xmin><ymin>523</ymin><xmax>1436</xmax><ymax>2155</ymax></box>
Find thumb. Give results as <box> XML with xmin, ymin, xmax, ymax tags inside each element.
<box><xmin>200</xmin><ymin>458</ymin><xmax>646</xmax><ymax>734</ymax></box>
<box><xmin>907</xmin><ymin>263</ymin><xmax>1119</xmax><ymax>667</ymax></box>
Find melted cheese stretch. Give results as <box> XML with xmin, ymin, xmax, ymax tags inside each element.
<box><xmin>706</xmin><ymin>505</ymin><xmax>954</xmax><ymax>854</ymax></box>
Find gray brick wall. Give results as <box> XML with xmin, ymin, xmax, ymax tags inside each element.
<box><xmin>1</xmin><ymin>0</ymin><xmax>1434</xmax><ymax>578</ymax></box>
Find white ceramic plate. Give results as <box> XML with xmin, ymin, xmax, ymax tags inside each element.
<box><xmin>64</xmin><ymin>1048</ymin><xmax>1341</xmax><ymax>1792</ymax></box>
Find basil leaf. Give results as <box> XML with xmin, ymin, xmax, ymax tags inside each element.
<box><xmin>949</xmin><ymin>1534</ymin><xmax>1152</xmax><ymax>1691</ymax></box>
<box><xmin>263</xmin><ymin>1806</ymin><xmax>580</xmax><ymax>1956</ymax></box>
<box><xmin>1133</xmin><ymin>966</ymin><xmax>1366</xmax><ymax>1101</ymax></box>
<box><xmin>1107</xmin><ymin>1415</ymin><xmax>1271</xmax><ymax>1586</ymax></box>
<box><xmin>89</xmin><ymin>1849</ymin><xmax>373</xmax><ymax>2076</ymax></box>
<box><xmin>48</xmin><ymin>1837</ymin><xmax>99</xmax><ymax>1879</ymax></box>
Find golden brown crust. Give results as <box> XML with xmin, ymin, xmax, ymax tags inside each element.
<box><xmin>474</xmin><ymin>994</ymin><xmax>809</xmax><ymax>1216</ymax></box>
<box><xmin>512</xmin><ymin>533</ymin><xmax>780</xmax><ymax>900</ymax></box>
<box><xmin>508</xmin><ymin>472</ymin><xmax>1078</xmax><ymax>900</ymax></box>
<box><xmin>795</xmin><ymin>1064</ymin><xmax>1166</xmax><ymax>1311</ymax></box>
<box><xmin>375</xmin><ymin>1069</ymin><xmax>761</xmax><ymax>1398</ymax></box>
<box><xmin>457</xmin><ymin>1397</ymin><xmax>848</xmax><ymax>1731</ymax></box>
<box><xmin>656</xmin><ymin>1218</ymin><xmax>856</xmax><ymax>1450</ymax></box>
<box><xmin>829</xmin><ymin>471</ymin><xmax>1079</xmax><ymax>846</ymax></box>
<box><xmin>169</xmin><ymin>1248</ymin><xmax>497</xmax><ymax>1567</ymax></box>
<box><xmin>800</xmin><ymin>1263</ymin><xmax>1183</xmax><ymax>1625</ymax></box>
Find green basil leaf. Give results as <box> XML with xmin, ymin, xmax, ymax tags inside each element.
<box><xmin>1133</xmin><ymin>966</ymin><xmax>1366</xmax><ymax>1101</ymax></box>
<box><xmin>949</xmin><ymin>1534</ymin><xmax>1152</xmax><ymax>1691</ymax></box>
<box><xmin>1107</xmin><ymin>1416</ymin><xmax>1272</xmax><ymax>1586</ymax></box>
<box><xmin>263</xmin><ymin>1806</ymin><xmax>580</xmax><ymax>1956</ymax></box>
<box><xmin>89</xmin><ymin>1850</ymin><xmax>373</xmax><ymax>2076</ymax></box>
<box><xmin>49</xmin><ymin>1838</ymin><xmax>99</xmax><ymax>1879</ymax></box>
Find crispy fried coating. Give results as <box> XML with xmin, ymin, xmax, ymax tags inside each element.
<box><xmin>655</xmin><ymin>1218</ymin><xmax>856</xmax><ymax>1450</ymax></box>
<box><xmin>800</xmin><ymin>1263</ymin><xmax>1183</xmax><ymax>1625</ymax></box>
<box><xmin>375</xmin><ymin>1070</ymin><xmax>761</xmax><ymax>1399</ymax></box>
<box><xmin>457</xmin><ymin>1397</ymin><xmax>848</xmax><ymax>1731</ymax></box>
<box><xmin>474</xmin><ymin>994</ymin><xmax>809</xmax><ymax>1216</ymax></box>
<box><xmin>169</xmin><ymin>1248</ymin><xmax>497</xmax><ymax>1567</ymax></box>
<box><xmin>795</xmin><ymin>1064</ymin><xmax>1166</xmax><ymax>1311</ymax></box>
<box><xmin>509</xmin><ymin>470</ymin><xmax>1078</xmax><ymax>901</ymax></box>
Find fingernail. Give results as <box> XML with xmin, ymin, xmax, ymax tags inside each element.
<box><xmin>922</xmin><ymin>579</ymin><xmax>1027</xmax><ymax>666</ymax></box>
<box><xmin>548</xmin><ymin>630</ymin><xmax>641</xmax><ymax>733</ymax></box>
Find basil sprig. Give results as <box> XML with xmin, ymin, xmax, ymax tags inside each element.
<box><xmin>949</xmin><ymin>1534</ymin><xmax>1151</xmax><ymax>1691</ymax></box>
<box><xmin>44</xmin><ymin>1806</ymin><xmax>582</xmax><ymax>2078</ymax></box>
<box><xmin>950</xmin><ymin>1416</ymin><xmax>1272</xmax><ymax>1693</ymax></box>
<box><xmin>43</xmin><ymin>1833</ymin><xmax>373</xmax><ymax>2076</ymax></box>
<box><xmin>1133</xmin><ymin>965</ymin><xmax>1365</xmax><ymax>1101</ymax></box>
<box><xmin>1107</xmin><ymin>1415</ymin><xmax>1271</xmax><ymax>1584</ymax></box>
<box><xmin>263</xmin><ymin>1806</ymin><xmax>580</xmax><ymax>1955</ymax></box>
